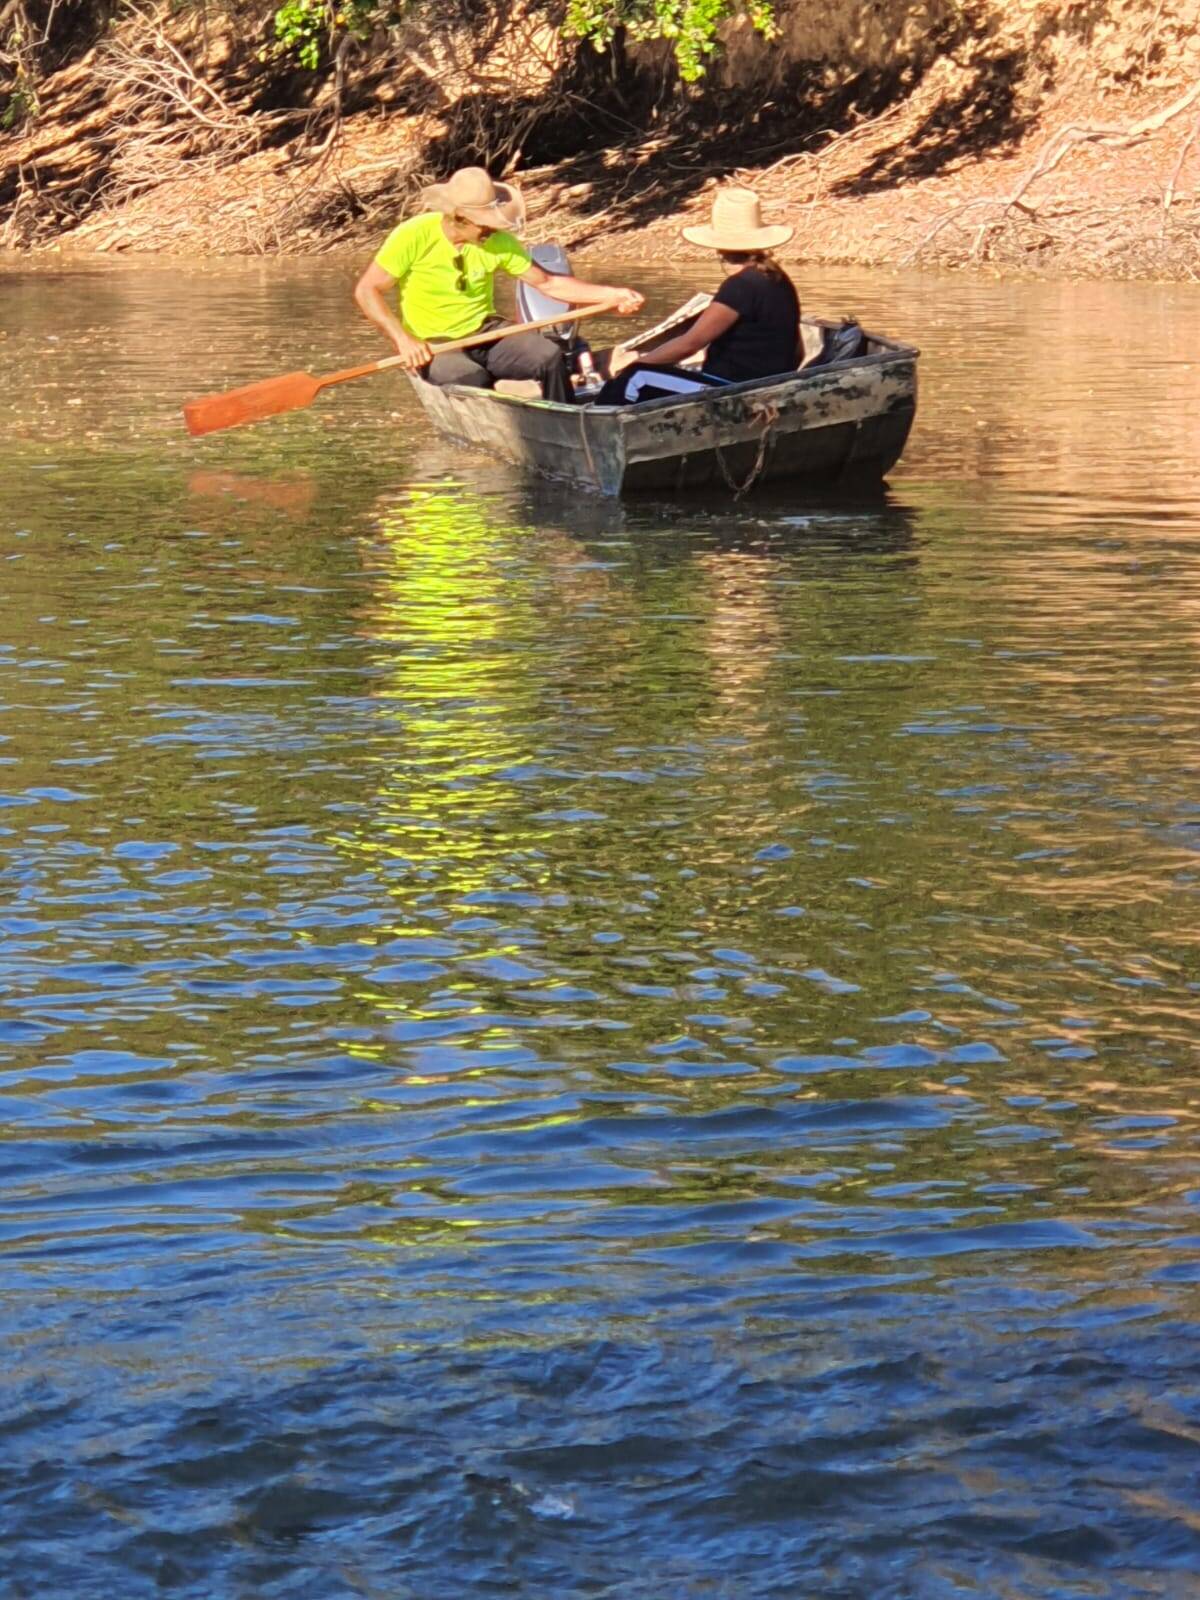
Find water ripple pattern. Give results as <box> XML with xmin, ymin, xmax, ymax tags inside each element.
<box><xmin>1</xmin><ymin>256</ymin><xmax>1200</xmax><ymax>1598</ymax></box>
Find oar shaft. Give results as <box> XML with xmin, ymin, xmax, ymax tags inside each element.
<box><xmin>315</xmin><ymin>302</ymin><xmax>615</xmax><ymax>393</ymax></box>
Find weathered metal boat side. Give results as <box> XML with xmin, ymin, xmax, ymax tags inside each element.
<box><xmin>408</xmin><ymin>371</ymin><xmax>627</xmax><ymax>492</ymax></box>
<box><xmin>615</xmin><ymin>342</ymin><xmax>917</xmax><ymax>494</ymax></box>
<box><xmin>407</xmin><ymin>325</ymin><xmax>918</xmax><ymax>497</ymax></box>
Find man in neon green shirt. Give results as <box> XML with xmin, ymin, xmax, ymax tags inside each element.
<box><xmin>354</xmin><ymin>166</ymin><xmax>643</xmax><ymax>403</ymax></box>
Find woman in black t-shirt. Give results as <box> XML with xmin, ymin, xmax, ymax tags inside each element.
<box><xmin>594</xmin><ymin>188</ymin><xmax>798</xmax><ymax>406</ymax></box>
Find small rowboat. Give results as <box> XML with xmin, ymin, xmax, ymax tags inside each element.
<box><xmin>407</xmin><ymin>306</ymin><xmax>919</xmax><ymax>498</ymax></box>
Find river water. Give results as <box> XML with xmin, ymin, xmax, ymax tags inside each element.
<box><xmin>2</xmin><ymin>253</ymin><xmax>1199</xmax><ymax>1598</ymax></box>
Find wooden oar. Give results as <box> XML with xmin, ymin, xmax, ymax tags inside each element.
<box><xmin>183</xmin><ymin>303</ymin><xmax>617</xmax><ymax>437</ymax></box>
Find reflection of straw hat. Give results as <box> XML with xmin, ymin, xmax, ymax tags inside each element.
<box><xmin>681</xmin><ymin>187</ymin><xmax>793</xmax><ymax>250</ymax></box>
<box><xmin>421</xmin><ymin>166</ymin><xmax>525</xmax><ymax>230</ymax></box>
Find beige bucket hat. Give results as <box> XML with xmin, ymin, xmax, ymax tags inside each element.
<box><xmin>421</xmin><ymin>166</ymin><xmax>525</xmax><ymax>230</ymax></box>
<box><xmin>682</xmin><ymin>187</ymin><xmax>793</xmax><ymax>251</ymax></box>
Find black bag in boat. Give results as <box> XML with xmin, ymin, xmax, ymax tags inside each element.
<box><xmin>811</xmin><ymin>319</ymin><xmax>868</xmax><ymax>367</ymax></box>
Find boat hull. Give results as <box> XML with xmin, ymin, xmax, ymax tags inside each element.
<box><xmin>407</xmin><ymin>329</ymin><xmax>918</xmax><ymax>498</ymax></box>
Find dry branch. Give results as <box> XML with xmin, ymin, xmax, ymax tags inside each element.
<box><xmin>1162</xmin><ymin>111</ymin><xmax>1200</xmax><ymax>225</ymax></box>
<box><xmin>80</xmin><ymin>5</ymin><xmax>292</xmax><ymax>228</ymax></box>
<box><xmin>904</xmin><ymin>79</ymin><xmax>1200</xmax><ymax>265</ymax></box>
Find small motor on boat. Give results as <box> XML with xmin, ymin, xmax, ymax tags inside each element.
<box><xmin>514</xmin><ymin>243</ymin><xmax>602</xmax><ymax>395</ymax></box>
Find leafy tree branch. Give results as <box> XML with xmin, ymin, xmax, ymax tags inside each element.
<box><xmin>564</xmin><ymin>0</ymin><xmax>776</xmax><ymax>82</ymax></box>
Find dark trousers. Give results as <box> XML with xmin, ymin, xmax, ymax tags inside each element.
<box><xmin>424</xmin><ymin>318</ymin><xmax>572</xmax><ymax>404</ymax></box>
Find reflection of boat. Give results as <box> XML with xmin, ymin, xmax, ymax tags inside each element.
<box><xmin>407</xmin><ymin>316</ymin><xmax>919</xmax><ymax>499</ymax></box>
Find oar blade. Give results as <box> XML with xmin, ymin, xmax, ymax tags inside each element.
<box><xmin>183</xmin><ymin>371</ymin><xmax>321</xmax><ymax>437</ymax></box>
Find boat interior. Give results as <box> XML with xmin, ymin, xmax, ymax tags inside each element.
<box><xmin>498</xmin><ymin>242</ymin><xmax>883</xmax><ymax>404</ymax></box>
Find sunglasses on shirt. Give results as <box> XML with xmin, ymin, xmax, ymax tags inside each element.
<box><xmin>452</xmin><ymin>232</ymin><xmax>496</xmax><ymax>289</ymax></box>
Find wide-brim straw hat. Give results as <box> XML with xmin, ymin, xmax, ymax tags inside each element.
<box><xmin>682</xmin><ymin>187</ymin><xmax>793</xmax><ymax>251</ymax></box>
<box><xmin>422</xmin><ymin>166</ymin><xmax>525</xmax><ymax>230</ymax></box>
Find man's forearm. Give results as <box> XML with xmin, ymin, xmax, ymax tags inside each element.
<box><xmin>537</xmin><ymin>274</ymin><xmax>621</xmax><ymax>307</ymax></box>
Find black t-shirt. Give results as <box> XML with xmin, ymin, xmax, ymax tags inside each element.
<box><xmin>705</xmin><ymin>267</ymin><xmax>800</xmax><ymax>384</ymax></box>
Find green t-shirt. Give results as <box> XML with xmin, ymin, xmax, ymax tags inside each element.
<box><xmin>373</xmin><ymin>212</ymin><xmax>533</xmax><ymax>340</ymax></box>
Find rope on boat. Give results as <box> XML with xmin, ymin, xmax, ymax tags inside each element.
<box><xmin>715</xmin><ymin>400</ymin><xmax>779</xmax><ymax>499</ymax></box>
<box><xmin>577</xmin><ymin>405</ymin><xmax>601</xmax><ymax>487</ymax></box>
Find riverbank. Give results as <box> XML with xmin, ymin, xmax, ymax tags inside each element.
<box><xmin>3</xmin><ymin>0</ymin><xmax>1198</xmax><ymax>280</ymax></box>
<box><xmin>531</xmin><ymin>75</ymin><xmax>1200</xmax><ymax>281</ymax></box>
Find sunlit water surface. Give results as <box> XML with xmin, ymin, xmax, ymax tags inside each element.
<box><xmin>2</xmin><ymin>254</ymin><xmax>1200</xmax><ymax>1599</ymax></box>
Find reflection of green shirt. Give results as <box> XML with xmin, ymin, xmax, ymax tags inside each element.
<box><xmin>374</xmin><ymin>213</ymin><xmax>532</xmax><ymax>340</ymax></box>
